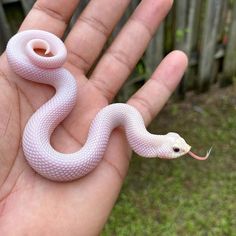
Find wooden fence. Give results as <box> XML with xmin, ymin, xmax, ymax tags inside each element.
<box><xmin>1</xmin><ymin>0</ymin><xmax>236</xmax><ymax>98</ymax></box>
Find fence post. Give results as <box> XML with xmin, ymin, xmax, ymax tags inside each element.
<box><xmin>182</xmin><ymin>0</ymin><xmax>202</xmax><ymax>94</ymax></box>
<box><xmin>198</xmin><ymin>0</ymin><xmax>223</xmax><ymax>91</ymax></box>
<box><xmin>145</xmin><ymin>23</ymin><xmax>164</xmax><ymax>74</ymax></box>
<box><xmin>174</xmin><ymin>0</ymin><xmax>188</xmax><ymax>97</ymax></box>
<box><xmin>174</xmin><ymin>0</ymin><xmax>187</xmax><ymax>50</ymax></box>
<box><xmin>223</xmin><ymin>0</ymin><xmax>236</xmax><ymax>84</ymax></box>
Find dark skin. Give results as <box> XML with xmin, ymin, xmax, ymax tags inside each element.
<box><xmin>0</xmin><ymin>0</ymin><xmax>188</xmax><ymax>235</ymax></box>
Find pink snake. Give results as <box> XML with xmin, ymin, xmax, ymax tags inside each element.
<box><xmin>6</xmin><ymin>30</ymin><xmax>211</xmax><ymax>182</ymax></box>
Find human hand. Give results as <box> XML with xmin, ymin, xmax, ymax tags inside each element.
<box><xmin>0</xmin><ymin>0</ymin><xmax>187</xmax><ymax>235</ymax></box>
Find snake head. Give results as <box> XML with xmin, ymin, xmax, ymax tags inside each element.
<box><xmin>159</xmin><ymin>132</ymin><xmax>191</xmax><ymax>159</ymax></box>
<box><xmin>160</xmin><ymin>132</ymin><xmax>211</xmax><ymax>160</ymax></box>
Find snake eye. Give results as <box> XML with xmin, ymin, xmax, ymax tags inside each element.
<box><xmin>173</xmin><ymin>147</ymin><xmax>180</xmax><ymax>153</ymax></box>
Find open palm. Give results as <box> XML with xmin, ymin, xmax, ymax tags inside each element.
<box><xmin>0</xmin><ymin>0</ymin><xmax>187</xmax><ymax>235</ymax></box>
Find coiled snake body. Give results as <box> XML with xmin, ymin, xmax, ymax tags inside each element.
<box><xmin>6</xmin><ymin>30</ymin><xmax>210</xmax><ymax>182</ymax></box>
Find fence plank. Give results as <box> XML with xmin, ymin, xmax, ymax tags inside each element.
<box><xmin>182</xmin><ymin>0</ymin><xmax>202</xmax><ymax>93</ymax></box>
<box><xmin>198</xmin><ymin>0</ymin><xmax>224</xmax><ymax>91</ymax></box>
<box><xmin>174</xmin><ymin>0</ymin><xmax>188</xmax><ymax>50</ymax></box>
<box><xmin>223</xmin><ymin>0</ymin><xmax>236</xmax><ymax>81</ymax></box>
<box><xmin>145</xmin><ymin>23</ymin><xmax>164</xmax><ymax>74</ymax></box>
<box><xmin>174</xmin><ymin>0</ymin><xmax>188</xmax><ymax>97</ymax></box>
<box><xmin>185</xmin><ymin>0</ymin><xmax>202</xmax><ymax>60</ymax></box>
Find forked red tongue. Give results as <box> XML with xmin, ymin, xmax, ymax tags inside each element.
<box><xmin>188</xmin><ymin>147</ymin><xmax>212</xmax><ymax>160</ymax></box>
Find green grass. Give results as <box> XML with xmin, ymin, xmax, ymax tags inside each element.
<box><xmin>102</xmin><ymin>85</ymin><xmax>236</xmax><ymax>236</ymax></box>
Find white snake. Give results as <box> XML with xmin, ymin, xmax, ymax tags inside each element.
<box><xmin>6</xmin><ymin>30</ymin><xmax>211</xmax><ymax>182</ymax></box>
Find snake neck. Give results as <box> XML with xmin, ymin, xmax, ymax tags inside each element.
<box><xmin>87</xmin><ymin>104</ymin><xmax>166</xmax><ymax>158</ymax></box>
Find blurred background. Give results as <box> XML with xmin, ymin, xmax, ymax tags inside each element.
<box><xmin>1</xmin><ymin>0</ymin><xmax>235</xmax><ymax>235</ymax></box>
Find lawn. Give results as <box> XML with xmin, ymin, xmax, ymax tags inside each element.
<box><xmin>102</xmin><ymin>84</ymin><xmax>236</xmax><ymax>236</ymax></box>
